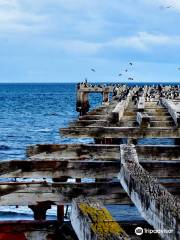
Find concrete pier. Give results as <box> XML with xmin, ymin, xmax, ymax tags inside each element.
<box><xmin>119</xmin><ymin>144</ymin><xmax>180</xmax><ymax>240</ymax></box>
<box><xmin>71</xmin><ymin>197</ymin><xmax>129</xmax><ymax>240</ymax></box>
<box><xmin>0</xmin><ymin>83</ymin><xmax>180</xmax><ymax>239</ymax></box>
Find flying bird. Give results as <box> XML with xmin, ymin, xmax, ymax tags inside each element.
<box><xmin>129</xmin><ymin>62</ymin><xmax>133</xmax><ymax>66</ymax></box>
<box><xmin>166</xmin><ymin>5</ymin><xmax>172</xmax><ymax>8</ymax></box>
<box><xmin>125</xmin><ymin>69</ymin><xmax>128</xmax><ymax>72</ymax></box>
<box><xmin>160</xmin><ymin>5</ymin><xmax>173</xmax><ymax>10</ymax></box>
<box><xmin>118</xmin><ymin>73</ymin><xmax>122</xmax><ymax>76</ymax></box>
<box><xmin>128</xmin><ymin>77</ymin><xmax>134</xmax><ymax>80</ymax></box>
<box><xmin>91</xmin><ymin>68</ymin><xmax>96</xmax><ymax>72</ymax></box>
<box><xmin>178</xmin><ymin>67</ymin><xmax>180</xmax><ymax>70</ymax></box>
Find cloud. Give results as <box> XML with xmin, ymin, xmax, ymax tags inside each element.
<box><xmin>0</xmin><ymin>0</ymin><xmax>48</xmax><ymax>35</ymax></box>
<box><xmin>142</xmin><ymin>0</ymin><xmax>180</xmax><ymax>11</ymax></box>
<box><xmin>49</xmin><ymin>32</ymin><xmax>180</xmax><ymax>56</ymax></box>
<box><xmin>108</xmin><ymin>32</ymin><xmax>180</xmax><ymax>51</ymax></box>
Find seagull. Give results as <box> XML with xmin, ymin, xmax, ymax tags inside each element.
<box><xmin>166</xmin><ymin>5</ymin><xmax>172</xmax><ymax>9</ymax></box>
<box><xmin>91</xmin><ymin>68</ymin><xmax>96</xmax><ymax>72</ymax></box>
<box><xmin>160</xmin><ymin>5</ymin><xmax>172</xmax><ymax>10</ymax></box>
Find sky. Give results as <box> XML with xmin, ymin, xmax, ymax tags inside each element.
<box><xmin>0</xmin><ymin>0</ymin><xmax>180</xmax><ymax>83</ymax></box>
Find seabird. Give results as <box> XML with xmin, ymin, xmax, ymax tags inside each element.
<box><xmin>91</xmin><ymin>68</ymin><xmax>96</xmax><ymax>72</ymax></box>
<box><xmin>160</xmin><ymin>5</ymin><xmax>172</xmax><ymax>10</ymax></box>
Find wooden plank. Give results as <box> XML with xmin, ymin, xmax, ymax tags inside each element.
<box><xmin>60</xmin><ymin>126</ymin><xmax>180</xmax><ymax>138</ymax></box>
<box><xmin>0</xmin><ymin>160</ymin><xmax>120</xmax><ymax>178</ymax></box>
<box><xmin>136</xmin><ymin>112</ymin><xmax>150</xmax><ymax>128</ymax></box>
<box><xmin>79</xmin><ymin>114</ymin><xmax>108</xmax><ymax>120</ymax></box>
<box><xmin>0</xmin><ymin>182</ymin><xmax>131</xmax><ymax>205</ymax></box>
<box><xmin>0</xmin><ymin>221</ymin><xmax>58</xmax><ymax>232</ymax></box>
<box><xmin>136</xmin><ymin>145</ymin><xmax>180</xmax><ymax>161</ymax></box>
<box><xmin>161</xmin><ymin>99</ymin><xmax>180</xmax><ymax>127</ymax></box>
<box><xmin>27</xmin><ymin>144</ymin><xmax>180</xmax><ymax>161</ymax></box>
<box><xmin>72</xmin><ymin>120</ymin><xmax>107</xmax><ymax>127</ymax></box>
<box><xmin>0</xmin><ymin>181</ymin><xmax>179</xmax><ymax>206</ymax></box>
<box><xmin>78</xmin><ymin>86</ymin><xmax>114</xmax><ymax>93</ymax></box>
<box><xmin>119</xmin><ymin>144</ymin><xmax>180</xmax><ymax>240</ymax></box>
<box><xmin>0</xmin><ymin>220</ymin><xmax>157</xmax><ymax>239</ymax></box>
<box><xmin>71</xmin><ymin>197</ymin><xmax>129</xmax><ymax>240</ymax></box>
<box><xmin>26</xmin><ymin>144</ymin><xmax>120</xmax><ymax>158</ymax></box>
<box><xmin>0</xmin><ymin>221</ymin><xmax>78</xmax><ymax>240</ymax></box>
<box><xmin>1</xmin><ymin>159</ymin><xmax>180</xmax><ymax>178</ymax></box>
<box><xmin>141</xmin><ymin>161</ymin><xmax>180</xmax><ymax>178</ymax></box>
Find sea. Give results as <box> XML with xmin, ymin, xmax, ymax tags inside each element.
<box><xmin>0</xmin><ymin>82</ymin><xmax>177</xmax><ymax>222</ymax></box>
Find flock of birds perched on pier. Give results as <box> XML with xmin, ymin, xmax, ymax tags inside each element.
<box><xmin>78</xmin><ymin>81</ymin><xmax>180</xmax><ymax>105</ymax></box>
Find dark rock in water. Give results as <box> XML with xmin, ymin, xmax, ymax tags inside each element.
<box><xmin>0</xmin><ymin>145</ymin><xmax>10</xmax><ymax>150</ymax></box>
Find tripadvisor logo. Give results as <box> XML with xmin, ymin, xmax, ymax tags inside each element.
<box><xmin>135</xmin><ymin>227</ymin><xmax>173</xmax><ymax>235</ymax></box>
<box><xmin>135</xmin><ymin>227</ymin><xmax>143</xmax><ymax>236</ymax></box>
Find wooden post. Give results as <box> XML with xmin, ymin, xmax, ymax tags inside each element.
<box><xmin>102</xmin><ymin>91</ymin><xmax>109</xmax><ymax>104</ymax></box>
<box><xmin>76</xmin><ymin>178</ymin><xmax>81</xmax><ymax>183</ymax></box>
<box><xmin>174</xmin><ymin>138</ymin><xmax>180</xmax><ymax>145</ymax></box>
<box><xmin>76</xmin><ymin>90</ymin><xmax>89</xmax><ymax>115</ymax></box>
<box><xmin>29</xmin><ymin>203</ymin><xmax>51</xmax><ymax>221</ymax></box>
<box><xmin>127</xmin><ymin>138</ymin><xmax>137</xmax><ymax>145</ymax></box>
<box><xmin>57</xmin><ymin>205</ymin><xmax>64</xmax><ymax>223</ymax></box>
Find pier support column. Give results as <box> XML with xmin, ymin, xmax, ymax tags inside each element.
<box><xmin>102</xmin><ymin>91</ymin><xmax>109</xmax><ymax>104</ymax></box>
<box><xmin>76</xmin><ymin>178</ymin><xmax>81</xmax><ymax>183</ymax></box>
<box><xmin>127</xmin><ymin>138</ymin><xmax>137</xmax><ymax>145</ymax></box>
<box><xmin>174</xmin><ymin>138</ymin><xmax>180</xmax><ymax>145</ymax></box>
<box><xmin>76</xmin><ymin>91</ymin><xmax>89</xmax><ymax>116</ymax></box>
<box><xmin>52</xmin><ymin>177</ymin><xmax>68</xmax><ymax>182</ymax></box>
<box><xmin>57</xmin><ymin>205</ymin><xmax>64</xmax><ymax>223</ymax></box>
<box><xmin>29</xmin><ymin>203</ymin><xmax>51</xmax><ymax>221</ymax></box>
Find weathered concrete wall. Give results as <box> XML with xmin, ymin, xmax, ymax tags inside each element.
<box><xmin>137</xmin><ymin>96</ymin><xmax>145</xmax><ymax>111</ymax></box>
<box><xmin>119</xmin><ymin>144</ymin><xmax>180</xmax><ymax>240</ymax></box>
<box><xmin>136</xmin><ymin>112</ymin><xmax>150</xmax><ymax>128</ymax></box>
<box><xmin>161</xmin><ymin>98</ymin><xmax>180</xmax><ymax>127</ymax></box>
<box><xmin>71</xmin><ymin>197</ymin><xmax>130</xmax><ymax>240</ymax></box>
<box><xmin>109</xmin><ymin>91</ymin><xmax>132</xmax><ymax>123</ymax></box>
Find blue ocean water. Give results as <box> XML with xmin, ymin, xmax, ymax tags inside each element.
<box><xmin>0</xmin><ymin>82</ymin><xmax>177</xmax><ymax>159</ymax></box>
<box><xmin>0</xmin><ymin>83</ymin><xmax>96</xmax><ymax>160</ymax></box>
<box><xmin>0</xmin><ymin>82</ymin><xmax>175</xmax><ymax>221</ymax></box>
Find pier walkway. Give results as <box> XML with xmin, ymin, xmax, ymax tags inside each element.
<box><xmin>0</xmin><ymin>83</ymin><xmax>180</xmax><ymax>239</ymax></box>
